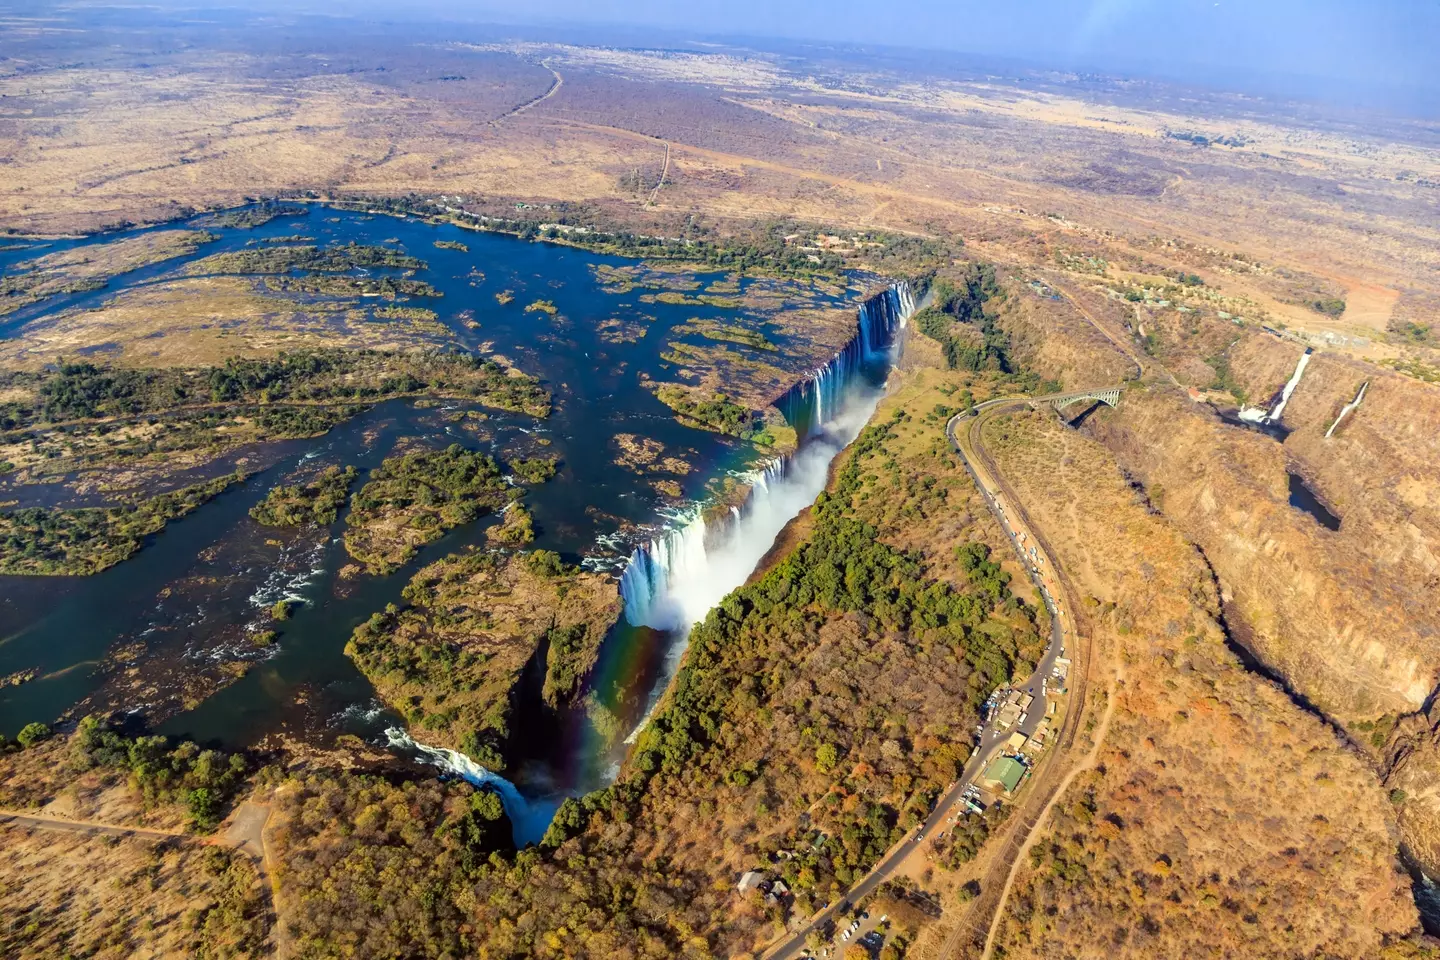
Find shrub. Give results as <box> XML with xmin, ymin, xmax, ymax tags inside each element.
<box><xmin>16</xmin><ymin>721</ymin><xmax>51</xmax><ymax>748</ymax></box>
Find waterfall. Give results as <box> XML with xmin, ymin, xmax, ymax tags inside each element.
<box><xmin>1325</xmin><ymin>380</ymin><xmax>1367</xmax><ymax>438</ymax></box>
<box><xmin>382</xmin><ymin>280</ymin><xmax>916</xmax><ymax>841</ymax></box>
<box><xmin>617</xmin><ymin>281</ymin><xmax>916</xmax><ymax>724</ymax></box>
<box><xmin>1238</xmin><ymin>348</ymin><xmax>1312</xmax><ymax>426</ymax></box>
<box><xmin>776</xmin><ymin>282</ymin><xmax>915</xmax><ymax>440</ymax></box>
<box><xmin>1267</xmin><ymin>349</ymin><xmax>1312</xmax><ymax>423</ymax></box>
<box><xmin>386</xmin><ymin>727</ymin><xmax>560</xmax><ymax>847</ymax></box>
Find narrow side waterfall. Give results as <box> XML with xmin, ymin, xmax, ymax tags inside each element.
<box><xmin>1325</xmin><ymin>380</ymin><xmax>1368</xmax><ymax>438</ymax></box>
<box><xmin>1267</xmin><ymin>348</ymin><xmax>1312</xmax><ymax>423</ymax></box>
<box><xmin>387</xmin><ymin>727</ymin><xmax>560</xmax><ymax>846</ymax></box>
<box><xmin>1238</xmin><ymin>347</ymin><xmax>1312</xmax><ymax>426</ymax></box>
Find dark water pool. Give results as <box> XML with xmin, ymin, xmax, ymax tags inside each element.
<box><xmin>1287</xmin><ymin>471</ymin><xmax>1341</xmax><ymax>531</ymax></box>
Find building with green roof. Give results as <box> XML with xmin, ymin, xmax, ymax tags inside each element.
<box><xmin>980</xmin><ymin>756</ymin><xmax>1026</xmax><ymax>795</ymax></box>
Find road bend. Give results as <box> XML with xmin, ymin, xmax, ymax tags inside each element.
<box><xmin>763</xmin><ymin>397</ymin><xmax>1084</xmax><ymax>960</ymax></box>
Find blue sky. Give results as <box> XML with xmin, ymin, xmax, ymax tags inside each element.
<box><xmin>431</xmin><ymin>0</ymin><xmax>1436</xmax><ymax>100</ymax></box>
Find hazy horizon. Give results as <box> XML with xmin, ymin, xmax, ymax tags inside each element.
<box><xmin>105</xmin><ymin>0</ymin><xmax>1439</xmax><ymax>114</ymax></box>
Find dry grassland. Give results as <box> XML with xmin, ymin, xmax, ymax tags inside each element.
<box><xmin>982</xmin><ymin>409</ymin><xmax>1419</xmax><ymax>959</ymax></box>
<box><xmin>4</xmin><ymin>17</ymin><xmax>1437</xmax><ymax>371</ymax></box>
<box><xmin>0</xmin><ymin>826</ymin><xmax>266</xmax><ymax>960</ymax></box>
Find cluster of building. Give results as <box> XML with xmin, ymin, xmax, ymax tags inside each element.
<box><xmin>986</xmin><ymin>687</ymin><xmax>1034</xmax><ymax>733</ymax></box>
<box><xmin>737</xmin><ymin>870</ymin><xmax>792</xmax><ymax>908</ymax></box>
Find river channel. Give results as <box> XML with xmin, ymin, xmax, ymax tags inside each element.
<box><xmin>0</xmin><ymin>204</ymin><xmax>911</xmax><ymax>838</ymax></box>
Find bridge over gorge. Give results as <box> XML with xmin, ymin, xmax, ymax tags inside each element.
<box><xmin>1035</xmin><ymin>385</ymin><xmax>1125</xmax><ymax>410</ymax></box>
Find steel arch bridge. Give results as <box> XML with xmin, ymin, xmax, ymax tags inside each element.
<box><xmin>1034</xmin><ymin>386</ymin><xmax>1124</xmax><ymax>410</ymax></box>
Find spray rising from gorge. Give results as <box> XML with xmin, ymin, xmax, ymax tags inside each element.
<box><xmin>620</xmin><ymin>283</ymin><xmax>916</xmax><ymax>632</ymax></box>
<box><xmin>392</xmin><ymin>281</ymin><xmax>917</xmax><ymax>844</ymax></box>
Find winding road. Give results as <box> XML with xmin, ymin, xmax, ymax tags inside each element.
<box><xmin>763</xmin><ymin>395</ymin><xmax>1095</xmax><ymax>959</ymax></box>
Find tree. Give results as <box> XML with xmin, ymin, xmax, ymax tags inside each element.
<box><xmin>187</xmin><ymin>787</ymin><xmax>222</xmax><ymax>829</ymax></box>
<box><xmin>16</xmin><ymin>722</ymin><xmax>50</xmax><ymax>748</ymax></box>
<box><xmin>816</xmin><ymin>743</ymin><xmax>839</xmax><ymax>773</ymax></box>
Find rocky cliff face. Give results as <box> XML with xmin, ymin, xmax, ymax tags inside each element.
<box><xmin>1082</xmin><ymin>384</ymin><xmax>1439</xmax><ymax>724</ymax></box>
<box><xmin>1224</xmin><ymin>336</ymin><xmax>1440</xmax><ymax>878</ymax></box>
<box><xmin>998</xmin><ymin>284</ymin><xmax>1440</xmax><ymax>876</ymax></box>
<box><xmin>1229</xmin><ymin>335</ymin><xmax>1440</xmax><ymax>588</ymax></box>
<box><xmin>984</xmin><ymin>408</ymin><xmax>1419</xmax><ymax>959</ymax></box>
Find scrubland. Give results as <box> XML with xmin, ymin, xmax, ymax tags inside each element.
<box><xmin>982</xmin><ymin>409</ymin><xmax>1420</xmax><ymax>959</ymax></box>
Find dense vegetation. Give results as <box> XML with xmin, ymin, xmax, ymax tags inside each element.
<box><xmin>343</xmin><ymin>444</ymin><xmax>513</xmax><ymax>575</ymax></box>
<box><xmin>198</xmin><ymin>201</ymin><xmax>308</xmax><ymax>228</ymax></box>
<box><xmin>485</xmin><ymin>501</ymin><xmax>535</xmax><ymax>545</ymax></box>
<box><xmin>67</xmin><ymin>715</ymin><xmax>251</xmax><ymax>831</ymax></box>
<box><xmin>507</xmin><ymin>457</ymin><xmax>558</xmax><ymax>483</ymax></box>
<box><xmin>0</xmin><ymin>351</ymin><xmax>549</xmax><ymax>490</ymax></box>
<box><xmin>268</xmin><ymin>771</ymin><xmax>511</xmax><ymax>958</ymax></box>
<box><xmin>913</xmin><ymin>263</ymin><xmax>1013</xmax><ymax>372</ymax></box>
<box><xmin>345</xmin><ymin>548</ymin><xmax>620</xmax><ymax>762</ymax></box>
<box><xmin>652</xmin><ymin>384</ymin><xmax>763</xmax><ymax>440</ymax></box>
<box><xmin>267</xmin><ymin>364</ymin><xmax>1042</xmax><ymax>958</ymax></box>
<box><xmin>329</xmin><ymin>194</ymin><xmax>963</xmax><ymax>278</ymax></box>
<box><xmin>0</xmin><ymin>715</ymin><xmax>250</xmax><ymax>832</ymax></box>
<box><xmin>185</xmin><ymin>241</ymin><xmax>424</xmax><ymax>276</ymax></box>
<box><xmin>0</xmin><ymin>472</ymin><xmax>242</xmax><ymax>575</ymax></box>
<box><xmin>0</xmin><ymin>349</ymin><xmax>549</xmax><ymax>428</ymax></box>
<box><xmin>249</xmin><ymin>465</ymin><xmax>357</xmax><ymax>527</ymax></box>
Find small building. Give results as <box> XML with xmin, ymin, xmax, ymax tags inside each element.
<box><xmin>738</xmin><ymin>871</ymin><xmax>766</xmax><ymax>895</ymax></box>
<box><xmin>980</xmin><ymin>756</ymin><xmax>1027</xmax><ymax>796</ymax></box>
<box><xmin>765</xmin><ymin>879</ymin><xmax>791</xmax><ymax>907</ymax></box>
<box><xmin>1006</xmin><ymin>732</ymin><xmax>1029</xmax><ymax>753</ymax></box>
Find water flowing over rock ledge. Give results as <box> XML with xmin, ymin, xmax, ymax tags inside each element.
<box><xmin>396</xmin><ymin>280</ymin><xmax>918</xmax><ymax>844</ymax></box>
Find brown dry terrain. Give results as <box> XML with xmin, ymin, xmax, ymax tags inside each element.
<box><xmin>4</xmin><ymin>6</ymin><xmax>1440</xmax><ymax>960</ymax></box>
<box><xmin>0</xmin><ymin>229</ymin><xmax>216</xmax><ymax>316</ymax></box>
<box><xmin>0</xmin><ymin>725</ymin><xmax>271</xmax><ymax>958</ymax></box>
<box><xmin>993</xmin><ymin>254</ymin><xmax>1440</xmax><ymax>887</ymax></box>
<box><xmin>0</xmin><ymin>826</ymin><xmax>267</xmax><ymax>960</ymax></box>
<box><xmin>981</xmin><ymin>408</ymin><xmax>1419</xmax><ymax>960</ymax></box>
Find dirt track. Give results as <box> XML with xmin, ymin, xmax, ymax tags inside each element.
<box><xmin>0</xmin><ymin>808</ymin><xmax>189</xmax><ymax>842</ymax></box>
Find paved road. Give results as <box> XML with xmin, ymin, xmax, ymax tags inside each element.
<box><xmin>763</xmin><ymin>398</ymin><xmax>1071</xmax><ymax>960</ymax></box>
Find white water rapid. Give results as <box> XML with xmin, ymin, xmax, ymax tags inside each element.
<box><xmin>386</xmin><ymin>727</ymin><xmax>561</xmax><ymax>846</ymax></box>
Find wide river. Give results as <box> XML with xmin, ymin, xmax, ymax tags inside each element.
<box><xmin>0</xmin><ymin>204</ymin><xmax>907</xmax><ymax>838</ymax></box>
